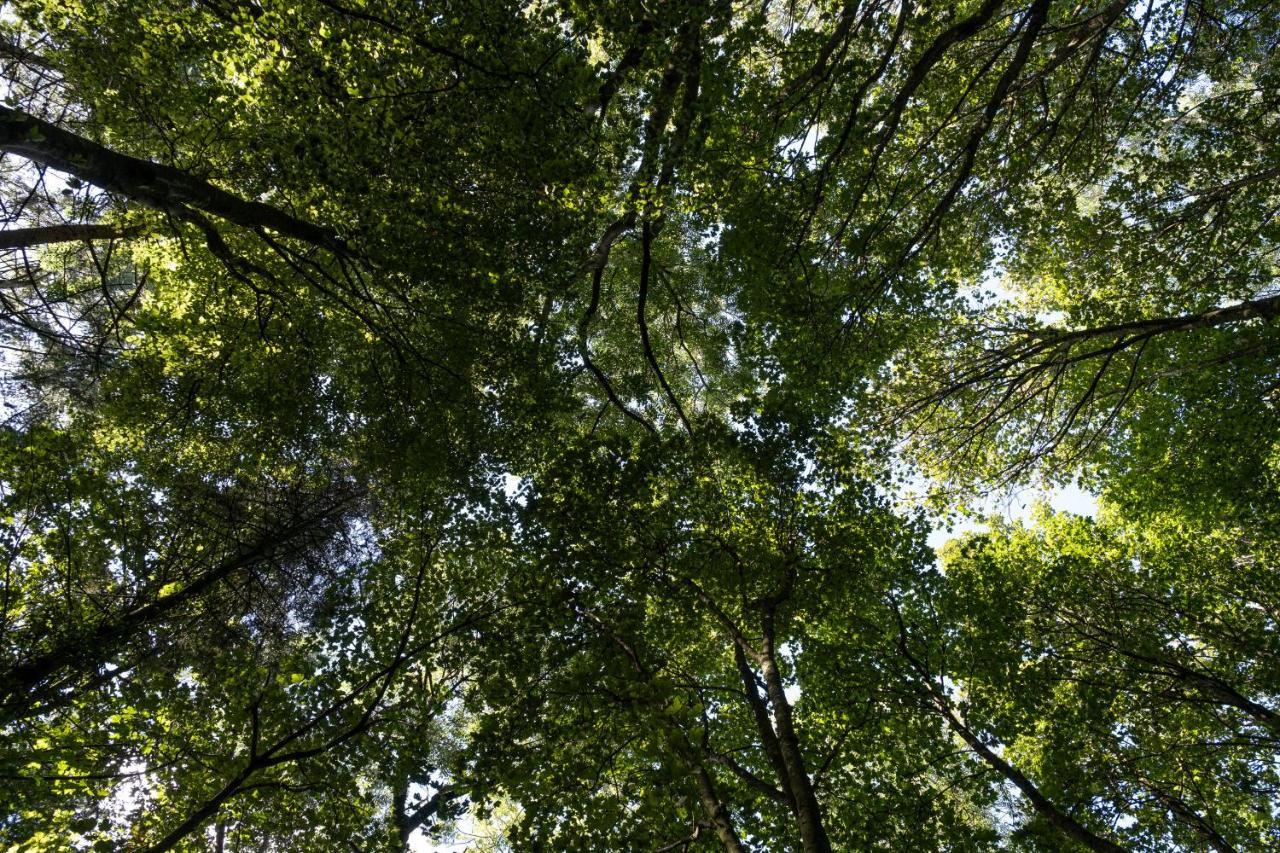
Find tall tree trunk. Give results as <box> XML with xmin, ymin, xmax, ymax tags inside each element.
<box><xmin>733</xmin><ymin>642</ymin><xmax>797</xmax><ymax>811</ymax></box>
<box><xmin>759</xmin><ymin>617</ymin><xmax>832</xmax><ymax>853</ymax></box>
<box><xmin>692</xmin><ymin>764</ymin><xmax>746</xmax><ymax>853</ymax></box>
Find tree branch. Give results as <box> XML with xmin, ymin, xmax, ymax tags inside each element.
<box><xmin>0</xmin><ymin>222</ymin><xmax>145</xmax><ymax>250</ymax></box>
<box><xmin>0</xmin><ymin>106</ymin><xmax>344</xmax><ymax>251</ymax></box>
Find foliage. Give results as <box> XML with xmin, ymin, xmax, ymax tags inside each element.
<box><xmin>0</xmin><ymin>0</ymin><xmax>1274</xmax><ymax>850</ymax></box>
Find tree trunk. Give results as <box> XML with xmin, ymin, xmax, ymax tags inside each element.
<box><xmin>758</xmin><ymin>624</ymin><xmax>832</xmax><ymax>853</ymax></box>
<box><xmin>692</xmin><ymin>764</ymin><xmax>746</xmax><ymax>853</ymax></box>
<box><xmin>733</xmin><ymin>642</ymin><xmax>797</xmax><ymax>810</ymax></box>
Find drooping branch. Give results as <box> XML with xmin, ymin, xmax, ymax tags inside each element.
<box><xmin>898</xmin><ymin>290</ymin><xmax>1280</xmax><ymax>481</ymax></box>
<box><xmin>638</xmin><ymin>222</ymin><xmax>692</xmax><ymax>433</ymax></box>
<box><xmin>1050</xmin><ymin>605</ymin><xmax>1280</xmax><ymax>739</ymax></box>
<box><xmin>577</xmin><ymin>211</ymin><xmax>657</xmax><ymax>435</ymax></box>
<box><xmin>576</xmin><ymin>24</ymin><xmax>709</xmax><ymax>435</ymax></box>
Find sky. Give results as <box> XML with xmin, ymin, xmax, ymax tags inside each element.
<box><xmin>925</xmin><ymin>481</ymin><xmax>1098</xmax><ymax>552</ymax></box>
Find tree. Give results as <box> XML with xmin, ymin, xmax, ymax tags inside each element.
<box><xmin>460</xmin><ymin>432</ymin><xmax>1016</xmax><ymax>850</ymax></box>
<box><xmin>0</xmin><ymin>0</ymin><xmax>1276</xmax><ymax>849</ymax></box>
<box><xmin>932</xmin><ymin>507</ymin><xmax>1280</xmax><ymax>851</ymax></box>
<box><xmin>890</xmin><ymin>0</ymin><xmax>1280</xmax><ymax>501</ymax></box>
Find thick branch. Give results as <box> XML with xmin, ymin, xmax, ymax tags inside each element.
<box><xmin>708</xmin><ymin>751</ymin><xmax>790</xmax><ymax>806</ymax></box>
<box><xmin>1025</xmin><ymin>292</ymin><xmax>1280</xmax><ymax>352</ymax></box>
<box><xmin>1146</xmin><ymin>782</ymin><xmax>1236</xmax><ymax>853</ymax></box>
<box><xmin>1054</xmin><ymin>611</ymin><xmax>1280</xmax><ymax>739</ymax></box>
<box><xmin>929</xmin><ymin>291</ymin><xmax>1280</xmax><ymax>411</ymax></box>
<box><xmin>0</xmin><ymin>490</ymin><xmax>357</xmax><ymax>718</ymax></box>
<box><xmin>398</xmin><ymin>784</ymin><xmax>461</xmax><ymax>848</ymax></box>
<box><xmin>0</xmin><ymin>106</ymin><xmax>343</xmax><ymax>251</ymax></box>
<box><xmin>0</xmin><ymin>222</ymin><xmax>144</xmax><ymax>250</ymax></box>
<box><xmin>592</xmin><ymin>17</ymin><xmax>656</xmax><ymax>118</ymax></box>
<box><xmin>692</xmin><ymin>764</ymin><xmax>747</xmax><ymax>853</ymax></box>
<box><xmin>934</xmin><ymin>696</ymin><xmax>1125</xmax><ymax>852</ymax></box>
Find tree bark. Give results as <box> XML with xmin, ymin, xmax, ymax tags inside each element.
<box><xmin>732</xmin><ymin>643</ymin><xmax>797</xmax><ymax>811</ymax></box>
<box><xmin>1061</xmin><ymin>615</ymin><xmax>1280</xmax><ymax>738</ymax></box>
<box><xmin>1113</xmin><ymin>640</ymin><xmax>1280</xmax><ymax>739</ymax></box>
<box><xmin>0</xmin><ymin>106</ymin><xmax>343</xmax><ymax>251</ymax></box>
<box><xmin>692</xmin><ymin>764</ymin><xmax>746</xmax><ymax>853</ymax></box>
<box><xmin>1175</xmin><ymin>668</ymin><xmax>1280</xmax><ymax>738</ymax></box>
<box><xmin>759</xmin><ymin>616</ymin><xmax>832</xmax><ymax>853</ymax></box>
<box><xmin>0</xmin><ymin>223</ymin><xmax>144</xmax><ymax>250</ymax></box>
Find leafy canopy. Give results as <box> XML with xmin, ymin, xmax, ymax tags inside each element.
<box><xmin>0</xmin><ymin>0</ymin><xmax>1276</xmax><ymax>850</ymax></box>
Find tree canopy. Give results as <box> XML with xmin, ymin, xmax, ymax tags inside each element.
<box><xmin>0</xmin><ymin>0</ymin><xmax>1276</xmax><ymax>849</ymax></box>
